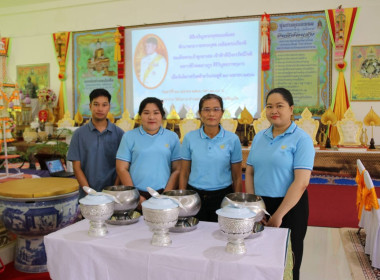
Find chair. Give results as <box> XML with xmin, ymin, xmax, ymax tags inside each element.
<box><xmin>363</xmin><ymin>170</ymin><xmax>379</xmax><ymax>212</ymax></box>
<box><xmin>336</xmin><ymin>108</ymin><xmax>363</xmax><ymax>146</ymax></box>
<box><xmin>116</xmin><ymin>110</ymin><xmax>135</xmax><ymax>132</ymax></box>
<box><xmin>57</xmin><ymin>111</ymin><xmax>75</xmax><ymax>127</ymax></box>
<box><xmin>356</xmin><ymin>159</ymin><xmax>366</xmax><ymax>224</ymax></box>
<box><xmin>360</xmin><ymin>170</ymin><xmax>380</xmax><ymax>268</ymax></box>
<box><xmin>179</xmin><ymin>119</ymin><xmax>201</xmax><ymax>143</ymax></box>
<box><xmin>220</xmin><ymin>119</ymin><xmax>238</xmax><ymax>133</ymax></box>
<box><xmin>357</xmin><ymin>159</ymin><xmax>365</xmax><ymax>174</ymax></box>
<box><xmin>252</xmin><ymin>108</ymin><xmax>270</xmax><ymax>134</ymax></box>
<box><xmin>295</xmin><ymin>107</ymin><xmax>319</xmax><ymax>145</ymax></box>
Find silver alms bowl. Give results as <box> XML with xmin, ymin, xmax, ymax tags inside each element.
<box><xmin>102</xmin><ymin>185</ymin><xmax>139</xmax><ymax>213</ymax></box>
<box><xmin>221</xmin><ymin>192</ymin><xmax>266</xmax><ymax>222</ymax></box>
<box><xmin>142</xmin><ymin>198</ymin><xmax>179</xmax><ymax>247</ymax></box>
<box><xmin>80</xmin><ymin>202</ymin><xmax>114</xmax><ymax>237</ymax></box>
<box><xmin>218</xmin><ymin>215</ymin><xmax>255</xmax><ymax>254</ymax></box>
<box><xmin>162</xmin><ymin>189</ymin><xmax>201</xmax><ymax>218</ymax></box>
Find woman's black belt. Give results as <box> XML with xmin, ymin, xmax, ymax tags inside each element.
<box><xmin>139</xmin><ymin>188</ymin><xmax>164</xmax><ymax>200</ymax></box>
<box><xmin>187</xmin><ymin>184</ymin><xmax>232</xmax><ymax>196</ymax></box>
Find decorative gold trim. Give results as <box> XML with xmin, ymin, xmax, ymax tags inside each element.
<box><xmin>179</xmin><ymin>119</ymin><xmax>201</xmax><ymax>143</ymax></box>
<box><xmin>221</xmin><ymin>119</ymin><xmax>238</xmax><ymax>133</ymax></box>
<box><xmin>336</xmin><ymin>108</ymin><xmax>363</xmax><ymax>146</ymax></box>
<box><xmin>116</xmin><ymin>110</ymin><xmax>135</xmax><ymax>132</ymax></box>
<box><xmin>295</xmin><ymin>107</ymin><xmax>320</xmax><ymax>145</ymax></box>
<box><xmin>57</xmin><ymin>111</ymin><xmax>75</xmax><ymax>127</ymax></box>
<box><xmin>253</xmin><ymin>108</ymin><xmax>270</xmax><ymax>133</ymax></box>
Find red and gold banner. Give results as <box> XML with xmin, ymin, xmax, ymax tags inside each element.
<box><xmin>38</xmin><ymin>109</ymin><xmax>48</xmax><ymax>122</ymax></box>
<box><xmin>114</xmin><ymin>27</ymin><xmax>125</xmax><ymax>79</ymax></box>
<box><xmin>261</xmin><ymin>14</ymin><xmax>270</xmax><ymax>71</ymax></box>
<box><xmin>52</xmin><ymin>32</ymin><xmax>71</xmax><ymax>122</ymax></box>
<box><xmin>325</xmin><ymin>7</ymin><xmax>359</xmax><ymax>146</ymax></box>
<box><xmin>0</xmin><ymin>37</ymin><xmax>10</xmax><ymax>55</ymax></box>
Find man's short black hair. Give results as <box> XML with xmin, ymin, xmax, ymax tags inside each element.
<box><xmin>89</xmin><ymin>88</ymin><xmax>111</xmax><ymax>103</ymax></box>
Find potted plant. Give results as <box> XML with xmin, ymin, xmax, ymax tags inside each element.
<box><xmin>26</xmin><ymin>128</ymin><xmax>72</xmax><ymax>170</ymax></box>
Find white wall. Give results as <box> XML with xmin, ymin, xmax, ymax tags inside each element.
<box><xmin>1</xmin><ymin>0</ymin><xmax>379</xmax><ymax>141</ymax></box>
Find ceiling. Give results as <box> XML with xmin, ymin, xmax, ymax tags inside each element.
<box><xmin>0</xmin><ymin>0</ymin><xmax>123</xmax><ymax>16</ymax></box>
<box><xmin>0</xmin><ymin>0</ymin><xmax>59</xmax><ymax>9</ymax></box>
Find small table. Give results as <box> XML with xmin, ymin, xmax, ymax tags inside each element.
<box><xmin>45</xmin><ymin>219</ymin><xmax>291</xmax><ymax>280</ymax></box>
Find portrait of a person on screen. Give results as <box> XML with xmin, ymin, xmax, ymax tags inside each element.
<box><xmin>136</xmin><ymin>36</ymin><xmax>168</xmax><ymax>89</ymax></box>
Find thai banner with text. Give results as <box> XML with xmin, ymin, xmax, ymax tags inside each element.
<box><xmin>263</xmin><ymin>12</ymin><xmax>332</xmax><ymax>116</ymax></box>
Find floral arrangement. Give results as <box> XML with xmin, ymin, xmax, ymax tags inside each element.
<box><xmin>7</xmin><ymin>117</ymin><xmax>16</xmax><ymax>131</ymax></box>
<box><xmin>37</xmin><ymin>88</ymin><xmax>57</xmax><ymax>107</ymax></box>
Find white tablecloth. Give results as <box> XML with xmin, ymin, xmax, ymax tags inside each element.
<box><xmin>45</xmin><ymin>219</ymin><xmax>290</xmax><ymax>280</ymax></box>
<box><xmin>359</xmin><ymin>199</ymin><xmax>380</xmax><ymax>268</ymax></box>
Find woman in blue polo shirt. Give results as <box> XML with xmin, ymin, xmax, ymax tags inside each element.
<box><xmin>245</xmin><ymin>88</ymin><xmax>315</xmax><ymax>280</ymax></box>
<box><xmin>179</xmin><ymin>94</ymin><xmax>242</xmax><ymax>222</ymax></box>
<box><xmin>116</xmin><ymin>97</ymin><xmax>181</xmax><ymax>206</ymax></box>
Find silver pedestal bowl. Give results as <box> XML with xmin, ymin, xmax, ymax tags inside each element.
<box><xmin>216</xmin><ymin>206</ymin><xmax>256</xmax><ymax>255</ymax></box>
<box><xmin>163</xmin><ymin>189</ymin><xmax>201</xmax><ymax>232</ymax></box>
<box><xmin>221</xmin><ymin>192</ymin><xmax>266</xmax><ymax>233</ymax></box>
<box><xmin>142</xmin><ymin>197</ymin><xmax>179</xmax><ymax>246</ymax></box>
<box><xmin>79</xmin><ymin>195</ymin><xmax>114</xmax><ymax>237</ymax></box>
<box><xmin>103</xmin><ymin>185</ymin><xmax>140</xmax><ymax>225</ymax></box>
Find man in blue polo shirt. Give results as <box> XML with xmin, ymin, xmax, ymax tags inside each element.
<box><xmin>67</xmin><ymin>89</ymin><xmax>124</xmax><ymax>199</ymax></box>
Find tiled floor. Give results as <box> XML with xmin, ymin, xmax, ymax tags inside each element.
<box><xmin>301</xmin><ymin>226</ymin><xmax>353</xmax><ymax>280</ymax></box>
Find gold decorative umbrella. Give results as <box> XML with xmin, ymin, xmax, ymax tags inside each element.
<box><xmin>321</xmin><ymin>108</ymin><xmax>337</xmax><ymax>148</ymax></box>
<box><xmin>363</xmin><ymin>107</ymin><xmax>380</xmax><ymax>149</ymax></box>
<box><xmin>74</xmin><ymin>110</ymin><xmax>83</xmax><ymax>126</ymax></box>
<box><xmin>238</xmin><ymin>107</ymin><xmax>253</xmax><ymax>137</ymax></box>
<box><xmin>107</xmin><ymin>112</ymin><xmax>115</xmax><ymax>123</ymax></box>
<box><xmin>134</xmin><ymin>113</ymin><xmax>141</xmax><ymax>125</ymax></box>
<box><xmin>166</xmin><ymin>105</ymin><xmax>180</xmax><ymax>131</ymax></box>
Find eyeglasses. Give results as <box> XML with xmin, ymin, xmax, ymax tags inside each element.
<box><xmin>201</xmin><ymin>107</ymin><xmax>222</xmax><ymax>113</ymax></box>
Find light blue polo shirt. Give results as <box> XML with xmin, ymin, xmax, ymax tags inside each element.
<box><xmin>116</xmin><ymin>126</ymin><xmax>180</xmax><ymax>191</ymax></box>
<box><xmin>246</xmin><ymin>121</ymin><xmax>315</xmax><ymax>197</ymax></box>
<box><xmin>181</xmin><ymin>125</ymin><xmax>242</xmax><ymax>191</ymax></box>
<box><xmin>67</xmin><ymin>119</ymin><xmax>124</xmax><ymax>198</ymax></box>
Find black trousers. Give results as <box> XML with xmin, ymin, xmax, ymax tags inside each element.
<box><xmin>187</xmin><ymin>184</ymin><xmax>233</xmax><ymax>222</ymax></box>
<box><xmin>261</xmin><ymin>190</ymin><xmax>309</xmax><ymax>280</ymax></box>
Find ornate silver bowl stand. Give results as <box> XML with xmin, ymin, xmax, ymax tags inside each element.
<box><xmin>80</xmin><ymin>202</ymin><xmax>114</xmax><ymax>237</ymax></box>
<box><xmin>142</xmin><ymin>207</ymin><xmax>179</xmax><ymax>246</ymax></box>
<box><xmin>218</xmin><ymin>215</ymin><xmax>255</xmax><ymax>254</ymax></box>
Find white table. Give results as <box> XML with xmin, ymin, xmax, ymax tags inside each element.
<box><xmin>45</xmin><ymin>219</ymin><xmax>290</xmax><ymax>280</ymax></box>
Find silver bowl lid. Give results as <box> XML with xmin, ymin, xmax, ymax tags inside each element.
<box><xmin>216</xmin><ymin>205</ymin><xmax>256</xmax><ymax>219</ymax></box>
<box><xmin>79</xmin><ymin>194</ymin><xmax>114</xmax><ymax>205</ymax></box>
<box><xmin>142</xmin><ymin>197</ymin><xmax>178</xmax><ymax>210</ymax></box>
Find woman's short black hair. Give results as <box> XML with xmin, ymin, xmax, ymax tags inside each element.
<box><xmin>138</xmin><ymin>97</ymin><xmax>165</xmax><ymax>117</ymax></box>
<box><xmin>89</xmin><ymin>88</ymin><xmax>111</xmax><ymax>103</ymax></box>
<box><xmin>266</xmin><ymin>88</ymin><xmax>294</xmax><ymax>106</ymax></box>
<box><xmin>198</xmin><ymin>93</ymin><xmax>224</xmax><ymax>112</ymax></box>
